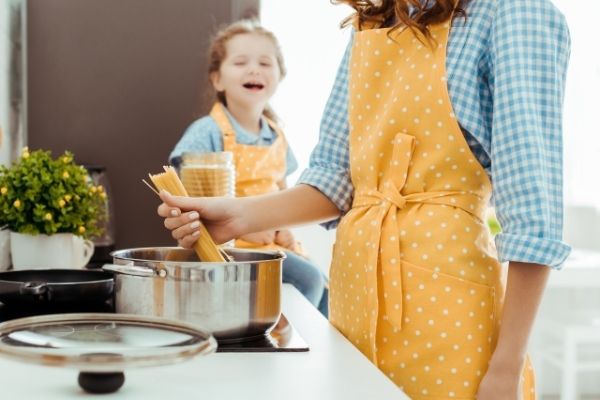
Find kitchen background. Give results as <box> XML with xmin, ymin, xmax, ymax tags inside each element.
<box><xmin>1</xmin><ymin>0</ymin><xmax>599</xmax><ymax>397</ymax></box>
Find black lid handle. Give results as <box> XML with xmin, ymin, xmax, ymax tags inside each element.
<box><xmin>78</xmin><ymin>372</ymin><xmax>125</xmax><ymax>394</ymax></box>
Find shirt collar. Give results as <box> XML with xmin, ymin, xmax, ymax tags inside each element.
<box><xmin>222</xmin><ymin>107</ymin><xmax>275</xmax><ymax>144</ymax></box>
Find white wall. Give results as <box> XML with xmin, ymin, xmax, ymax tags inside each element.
<box><xmin>261</xmin><ymin>1</ymin><xmax>352</xmax><ymax>275</ymax></box>
<box><xmin>551</xmin><ymin>0</ymin><xmax>600</xmax><ymax>209</ymax></box>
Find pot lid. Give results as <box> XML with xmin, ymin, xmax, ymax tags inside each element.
<box><xmin>0</xmin><ymin>313</ymin><xmax>217</xmax><ymax>372</ymax></box>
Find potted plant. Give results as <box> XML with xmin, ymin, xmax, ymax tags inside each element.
<box><xmin>0</xmin><ymin>147</ymin><xmax>107</xmax><ymax>269</ymax></box>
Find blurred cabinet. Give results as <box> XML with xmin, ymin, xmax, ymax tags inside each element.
<box><xmin>26</xmin><ymin>0</ymin><xmax>259</xmax><ymax>248</ymax></box>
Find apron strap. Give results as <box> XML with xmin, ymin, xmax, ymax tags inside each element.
<box><xmin>210</xmin><ymin>102</ymin><xmax>237</xmax><ymax>151</ymax></box>
<box><xmin>211</xmin><ymin>103</ymin><xmax>288</xmax><ymax>153</ymax></box>
<box><xmin>262</xmin><ymin>116</ymin><xmax>288</xmax><ymax>152</ymax></box>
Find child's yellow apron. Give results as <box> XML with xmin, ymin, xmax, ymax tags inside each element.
<box><xmin>210</xmin><ymin>102</ymin><xmax>287</xmax><ymax>198</ymax></box>
<box><xmin>210</xmin><ymin>103</ymin><xmax>303</xmax><ymax>254</ymax></box>
<box><xmin>328</xmin><ymin>21</ymin><xmax>535</xmax><ymax>399</ymax></box>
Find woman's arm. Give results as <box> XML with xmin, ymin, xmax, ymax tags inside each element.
<box><xmin>244</xmin><ymin>184</ymin><xmax>340</xmax><ymax>231</ymax></box>
<box><xmin>495</xmin><ymin>263</ymin><xmax>551</xmax><ymax>360</ymax></box>
<box><xmin>477</xmin><ymin>262</ymin><xmax>550</xmax><ymax>397</ymax></box>
<box><xmin>158</xmin><ymin>184</ymin><xmax>340</xmax><ymax>247</ymax></box>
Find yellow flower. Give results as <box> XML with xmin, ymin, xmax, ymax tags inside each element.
<box><xmin>97</xmin><ymin>185</ymin><xmax>104</xmax><ymax>193</ymax></box>
<box><xmin>100</xmin><ymin>192</ymin><xmax>107</xmax><ymax>199</ymax></box>
<box><xmin>62</xmin><ymin>171</ymin><xmax>70</xmax><ymax>179</ymax></box>
<box><xmin>0</xmin><ymin>187</ymin><xmax>7</xmax><ymax>195</ymax></box>
<box><xmin>13</xmin><ymin>199</ymin><xmax>21</xmax><ymax>208</ymax></box>
<box><xmin>44</xmin><ymin>213</ymin><xmax>53</xmax><ymax>221</ymax></box>
<box><xmin>58</xmin><ymin>199</ymin><xmax>66</xmax><ymax>207</ymax></box>
<box><xmin>78</xmin><ymin>226</ymin><xmax>86</xmax><ymax>234</ymax></box>
<box><xmin>22</xmin><ymin>150</ymin><xmax>30</xmax><ymax>159</ymax></box>
<box><xmin>90</xmin><ymin>186</ymin><xmax>97</xmax><ymax>193</ymax></box>
<box><xmin>64</xmin><ymin>194</ymin><xmax>72</xmax><ymax>202</ymax></box>
<box><xmin>61</xmin><ymin>155</ymin><xmax>71</xmax><ymax>163</ymax></box>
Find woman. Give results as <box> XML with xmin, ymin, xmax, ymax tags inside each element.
<box><xmin>158</xmin><ymin>0</ymin><xmax>571</xmax><ymax>398</ymax></box>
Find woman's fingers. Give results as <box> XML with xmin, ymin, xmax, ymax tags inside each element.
<box><xmin>164</xmin><ymin>211</ymin><xmax>200</xmax><ymax>231</ymax></box>
<box><xmin>157</xmin><ymin>202</ymin><xmax>181</xmax><ymax>218</ymax></box>
<box><xmin>177</xmin><ymin>231</ymin><xmax>200</xmax><ymax>249</ymax></box>
<box><xmin>156</xmin><ymin>192</ymin><xmax>203</xmax><ymax>246</ymax></box>
<box><xmin>156</xmin><ymin>190</ymin><xmax>243</xmax><ymax>246</ymax></box>
<box><xmin>159</xmin><ymin>190</ymin><xmax>203</xmax><ymax>210</ymax></box>
<box><xmin>171</xmin><ymin>217</ymin><xmax>200</xmax><ymax>239</ymax></box>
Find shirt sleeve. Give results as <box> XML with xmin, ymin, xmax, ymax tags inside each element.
<box><xmin>169</xmin><ymin>117</ymin><xmax>223</xmax><ymax>168</ymax></box>
<box><xmin>285</xmin><ymin>146</ymin><xmax>299</xmax><ymax>177</ymax></box>
<box><xmin>297</xmin><ymin>38</ymin><xmax>354</xmax><ymax>229</ymax></box>
<box><xmin>489</xmin><ymin>0</ymin><xmax>572</xmax><ymax>269</ymax></box>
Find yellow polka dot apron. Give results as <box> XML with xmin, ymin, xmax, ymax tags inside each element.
<box><xmin>210</xmin><ymin>103</ymin><xmax>300</xmax><ymax>253</ymax></box>
<box><xmin>328</xmin><ymin>21</ymin><xmax>535</xmax><ymax>399</ymax></box>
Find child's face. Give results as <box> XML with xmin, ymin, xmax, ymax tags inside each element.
<box><xmin>212</xmin><ymin>33</ymin><xmax>282</xmax><ymax>110</ymax></box>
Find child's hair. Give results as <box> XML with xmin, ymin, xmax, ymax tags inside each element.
<box><xmin>207</xmin><ymin>19</ymin><xmax>286</xmax><ymax>122</ymax></box>
<box><xmin>337</xmin><ymin>0</ymin><xmax>469</xmax><ymax>40</ymax></box>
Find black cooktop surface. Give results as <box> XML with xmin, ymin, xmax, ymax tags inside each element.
<box><xmin>216</xmin><ymin>314</ymin><xmax>309</xmax><ymax>353</ymax></box>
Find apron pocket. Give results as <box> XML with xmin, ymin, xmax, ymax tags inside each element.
<box><xmin>397</xmin><ymin>260</ymin><xmax>496</xmax><ymax>398</ymax></box>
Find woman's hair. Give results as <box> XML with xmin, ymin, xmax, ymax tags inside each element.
<box><xmin>207</xmin><ymin>19</ymin><xmax>285</xmax><ymax>122</ymax></box>
<box><xmin>335</xmin><ymin>0</ymin><xmax>469</xmax><ymax>40</ymax></box>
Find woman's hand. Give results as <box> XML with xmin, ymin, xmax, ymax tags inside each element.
<box><xmin>238</xmin><ymin>231</ymin><xmax>277</xmax><ymax>245</ymax></box>
<box><xmin>274</xmin><ymin>229</ymin><xmax>296</xmax><ymax>250</ymax></box>
<box><xmin>476</xmin><ymin>355</ymin><xmax>523</xmax><ymax>400</ymax></box>
<box><xmin>157</xmin><ymin>190</ymin><xmax>246</xmax><ymax>248</ymax></box>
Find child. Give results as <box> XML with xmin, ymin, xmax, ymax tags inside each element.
<box><xmin>169</xmin><ymin>20</ymin><xmax>327</xmax><ymax>316</ymax></box>
<box><xmin>159</xmin><ymin>1</ymin><xmax>571</xmax><ymax>398</ymax></box>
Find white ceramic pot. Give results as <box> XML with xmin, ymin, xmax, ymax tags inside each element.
<box><xmin>9</xmin><ymin>232</ymin><xmax>94</xmax><ymax>270</ymax></box>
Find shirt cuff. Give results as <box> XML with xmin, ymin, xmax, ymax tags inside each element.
<box><xmin>495</xmin><ymin>233</ymin><xmax>572</xmax><ymax>270</ymax></box>
<box><xmin>297</xmin><ymin>167</ymin><xmax>354</xmax><ymax>230</ymax></box>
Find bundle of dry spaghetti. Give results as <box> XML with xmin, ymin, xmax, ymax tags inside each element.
<box><xmin>148</xmin><ymin>166</ymin><xmax>226</xmax><ymax>262</ymax></box>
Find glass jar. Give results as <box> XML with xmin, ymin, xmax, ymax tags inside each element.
<box><xmin>180</xmin><ymin>151</ymin><xmax>235</xmax><ymax>198</ymax></box>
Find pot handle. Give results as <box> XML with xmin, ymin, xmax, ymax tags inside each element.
<box><xmin>102</xmin><ymin>264</ymin><xmax>157</xmax><ymax>278</ymax></box>
<box><xmin>20</xmin><ymin>281</ymin><xmax>48</xmax><ymax>296</ymax></box>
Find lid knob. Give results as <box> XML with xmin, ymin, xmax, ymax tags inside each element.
<box><xmin>78</xmin><ymin>371</ymin><xmax>125</xmax><ymax>394</ymax></box>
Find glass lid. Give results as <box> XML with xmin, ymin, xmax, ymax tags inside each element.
<box><xmin>0</xmin><ymin>313</ymin><xmax>217</xmax><ymax>372</ymax></box>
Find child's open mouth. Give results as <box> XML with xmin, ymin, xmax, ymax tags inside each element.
<box><xmin>243</xmin><ymin>82</ymin><xmax>264</xmax><ymax>91</ymax></box>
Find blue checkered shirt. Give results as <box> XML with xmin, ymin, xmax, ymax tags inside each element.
<box><xmin>298</xmin><ymin>0</ymin><xmax>572</xmax><ymax>268</ymax></box>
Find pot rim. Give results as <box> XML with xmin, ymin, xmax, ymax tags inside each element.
<box><xmin>110</xmin><ymin>246</ymin><xmax>286</xmax><ymax>265</ymax></box>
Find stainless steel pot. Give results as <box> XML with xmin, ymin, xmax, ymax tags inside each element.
<box><xmin>103</xmin><ymin>247</ymin><xmax>285</xmax><ymax>343</ymax></box>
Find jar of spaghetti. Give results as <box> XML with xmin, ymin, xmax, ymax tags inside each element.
<box><xmin>180</xmin><ymin>151</ymin><xmax>235</xmax><ymax>198</ymax></box>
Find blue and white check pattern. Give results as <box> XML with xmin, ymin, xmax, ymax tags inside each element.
<box><xmin>298</xmin><ymin>0</ymin><xmax>572</xmax><ymax>268</ymax></box>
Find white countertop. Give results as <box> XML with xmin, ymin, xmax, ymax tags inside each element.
<box><xmin>0</xmin><ymin>284</ymin><xmax>408</xmax><ymax>400</ymax></box>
